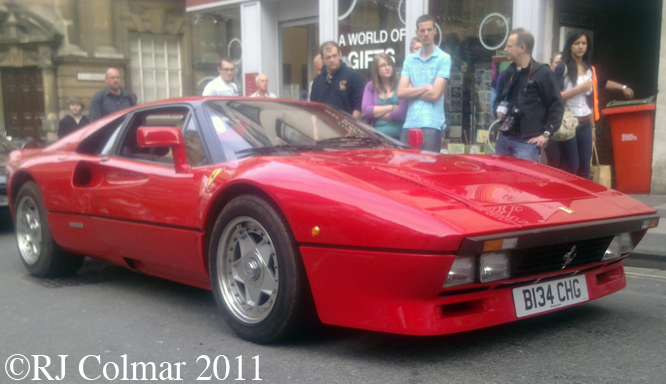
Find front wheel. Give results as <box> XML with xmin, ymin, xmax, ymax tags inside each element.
<box><xmin>209</xmin><ymin>195</ymin><xmax>312</xmax><ymax>343</ymax></box>
<box><xmin>15</xmin><ymin>181</ymin><xmax>84</xmax><ymax>277</ymax></box>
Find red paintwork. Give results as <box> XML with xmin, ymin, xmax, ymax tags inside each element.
<box><xmin>300</xmin><ymin>246</ymin><xmax>626</xmax><ymax>335</ymax></box>
<box><xmin>137</xmin><ymin>127</ymin><xmax>190</xmax><ymax>173</ymax></box>
<box><xmin>6</xmin><ymin>98</ymin><xmax>658</xmax><ymax>336</ymax></box>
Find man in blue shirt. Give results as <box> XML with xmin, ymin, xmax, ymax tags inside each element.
<box><xmin>89</xmin><ymin>68</ymin><xmax>137</xmax><ymax>122</ymax></box>
<box><xmin>397</xmin><ymin>15</ymin><xmax>451</xmax><ymax>153</ymax></box>
<box><xmin>310</xmin><ymin>41</ymin><xmax>364</xmax><ymax>119</ymax></box>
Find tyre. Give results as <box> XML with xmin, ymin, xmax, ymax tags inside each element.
<box><xmin>209</xmin><ymin>195</ymin><xmax>312</xmax><ymax>343</ymax></box>
<box><xmin>15</xmin><ymin>181</ymin><xmax>84</xmax><ymax>277</ymax></box>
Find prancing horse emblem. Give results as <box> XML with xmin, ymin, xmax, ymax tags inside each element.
<box><xmin>562</xmin><ymin>245</ymin><xmax>577</xmax><ymax>269</ymax></box>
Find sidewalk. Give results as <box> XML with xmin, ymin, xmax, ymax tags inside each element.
<box><xmin>626</xmin><ymin>194</ymin><xmax>666</xmax><ymax>270</ymax></box>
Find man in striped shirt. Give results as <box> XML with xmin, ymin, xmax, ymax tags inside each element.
<box><xmin>397</xmin><ymin>15</ymin><xmax>451</xmax><ymax>153</ymax></box>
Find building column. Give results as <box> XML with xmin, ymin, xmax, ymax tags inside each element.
<box><xmin>405</xmin><ymin>0</ymin><xmax>428</xmax><ymax>53</ymax></box>
<box><xmin>241</xmin><ymin>1</ymin><xmax>261</xmax><ymax>89</ymax></box>
<box><xmin>318</xmin><ymin>0</ymin><xmax>337</xmax><ymax>44</ymax></box>
<box><xmin>511</xmin><ymin>0</ymin><xmax>553</xmax><ymax>63</ymax></box>
<box><xmin>651</xmin><ymin>0</ymin><xmax>666</xmax><ymax>194</ymax></box>
<box><xmin>39</xmin><ymin>45</ymin><xmax>59</xmax><ymax>141</ymax></box>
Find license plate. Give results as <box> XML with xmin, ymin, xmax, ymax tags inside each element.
<box><xmin>513</xmin><ymin>275</ymin><xmax>589</xmax><ymax>318</ymax></box>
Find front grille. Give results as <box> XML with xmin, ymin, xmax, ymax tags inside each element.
<box><xmin>512</xmin><ymin>236</ymin><xmax>614</xmax><ymax>277</ymax></box>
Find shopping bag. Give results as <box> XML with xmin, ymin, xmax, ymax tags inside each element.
<box><xmin>590</xmin><ymin>143</ymin><xmax>611</xmax><ymax>188</ymax></box>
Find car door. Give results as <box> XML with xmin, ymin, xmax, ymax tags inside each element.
<box><xmin>87</xmin><ymin>105</ymin><xmax>212</xmax><ymax>286</ymax></box>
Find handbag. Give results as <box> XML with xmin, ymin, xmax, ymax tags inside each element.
<box><xmin>552</xmin><ymin>106</ymin><xmax>578</xmax><ymax>141</ymax></box>
<box><xmin>551</xmin><ymin>64</ymin><xmax>578</xmax><ymax>141</ymax></box>
<box><xmin>590</xmin><ymin>143</ymin><xmax>611</xmax><ymax>188</ymax></box>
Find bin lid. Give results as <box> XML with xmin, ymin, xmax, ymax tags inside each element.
<box><xmin>605</xmin><ymin>95</ymin><xmax>656</xmax><ymax>109</ymax></box>
<box><xmin>601</xmin><ymin>103</ymin><xmax>655</xmax><ymax>116</ymax></box>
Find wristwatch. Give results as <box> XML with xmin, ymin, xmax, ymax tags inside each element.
<box><xmin>543</xmin><ymin>130</ymin><xmax>551</xmax><ymax>139</ymax></box>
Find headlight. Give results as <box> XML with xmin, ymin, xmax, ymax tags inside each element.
<box><xmin>479</xmin><ymin>252</ymin><xmax>510</xmax><ymax>283</ymax></box>
<box><xmin>444</xmin><ymin>255</ymin><xmax>475</xmax><ymax>287</ymax></box>
<box><xmin>602</xmin><ymin>233</ymin><xmax>634</xmax><ymax>261</ymax></box>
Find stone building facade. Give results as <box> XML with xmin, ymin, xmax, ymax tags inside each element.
<box><xmin>0</xmin><ymin>0</ymin><xmax>193</xmax><ymax>142</ymax></box>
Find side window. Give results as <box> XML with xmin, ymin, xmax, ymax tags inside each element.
<box><xmin>77</xmin><ymin>116</ymin><xmax>127</xmax><ymax>155</ymax></box>
<box><xmin>117</xmin><ymin>107</ymin><xmax>188</xmax><ymax>165</ymax></box>
<box><xmin>183</xmin><ymin>117</ymin><xmax>209</xmax><ymax>167</ymax></box>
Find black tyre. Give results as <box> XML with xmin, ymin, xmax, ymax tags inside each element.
<box><xmin>209</xmin><ymin>195</ymin><xmax>311</xmax><ymax>343</ymax></box>
<box><xmin>15</xmin><ymin>181</ymin><xmax>84</xmax><ymax>277</ymax></box>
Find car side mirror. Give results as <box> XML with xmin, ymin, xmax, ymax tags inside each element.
<box><xmin>408</xmin><ymin>129</ymin><xmax>423</xmax><ymax>149</ymax></box>
<box><xmin>136</xmin><ymin>127</ymin><xmax>191</xmax><ymax>173</ymax></box>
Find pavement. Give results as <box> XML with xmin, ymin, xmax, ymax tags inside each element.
<box><xmin>625</xmin><ymin>194</ymin><xmax>666</xmax><ymax>270</ymax></box>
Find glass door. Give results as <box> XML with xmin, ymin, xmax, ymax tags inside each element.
<box><xmin>280</xmin><ymin>19</ymin><xmax>318</xmax><ymax>100</ymax></box>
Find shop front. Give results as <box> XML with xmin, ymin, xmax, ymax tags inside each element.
<box><xmin>186</xmin><ymin>0</ymin><xmax>515</xmax><ymax>115</ymax></box>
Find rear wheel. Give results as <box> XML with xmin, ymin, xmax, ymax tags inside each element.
<box><xmin>15</xmin><ymin>182</ymin><xmax>84</xmax><ymax>277</ymax></box>
<box><xmin>209</xmin><ymin>195</ymin><xmax>311</xmax><ymax>343</ymax></box>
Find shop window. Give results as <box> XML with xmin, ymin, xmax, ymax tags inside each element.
<box><xmin>192</xmin><ymin>7</ymin><xmax>242</xmax><ymax>95</ymax></box>
<box><xmin>130</xmin><ymin>34</ymin><xmax>183</xmax><ymax>104</ymax></box>
<box><xmin>430</xmin><ymin>0</ymin><xmax>512</xmax><ymax>150</ymax></box>
<box><xmin>338</xmin><ymin>0</ymin><xmax>407</xmax><ymax>80</ymax></box>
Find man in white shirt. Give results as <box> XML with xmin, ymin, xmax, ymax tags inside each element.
<box><xmin>249</xmin><ymin>74</ymin><xmax>277</xmax><ymax>98</ymax></box>
<box><xmin>203</xmin><ymin>57</ymin><xmax>238</xmax><ymax>96</ymax></box>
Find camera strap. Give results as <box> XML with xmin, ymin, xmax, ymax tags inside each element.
<box><xmin>501</xmin><ymin>61</ymin><xmax>533</xmax><ymax>103</ymax></box>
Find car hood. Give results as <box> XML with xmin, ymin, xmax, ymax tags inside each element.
<box><xmin>282</xmin><ymin>149</ymin><xmax>651</xmax><ymax>230</ymax></box>
<box><xmin>305</xmin><ymin>149</ymin><xmax>593</xmax><ymax>203</ymax></box>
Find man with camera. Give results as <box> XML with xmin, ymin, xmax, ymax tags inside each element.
<box><xmin>493</xmin><ymin>28</ymin><xmax>564</xmax><ymax>162</ymax></box>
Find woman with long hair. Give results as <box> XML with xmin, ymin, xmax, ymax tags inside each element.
<box><xmin>361</xmin><ymin>53</ymin><xmax>407</xmax><ymax>139</ymax></box>
<box><xmin>553</xmin><ymin>30</ymin><xmax>597</xmax><ymax>179</ymax></box>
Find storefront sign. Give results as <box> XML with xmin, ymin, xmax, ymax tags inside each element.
<box><xmin>76</xmin><ymin>72</ymin><xmax>106</xmax><ymax>82</ymax></box>
<box><xmin>339</xmin><ymin>28</ymin><xmax>406</xmax><ymax>70</ymax></box>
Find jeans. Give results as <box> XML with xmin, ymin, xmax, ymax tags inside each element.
<box><xmin>553</xmin><ymin>121</ymin><xmax>593</xmax><ymax>179</ymax></box>
<box><xmin>495</xmin><ymin>134</ymin><xmax>540</xmax><ymax>162</ymax></box>
<box><xmin>400</xmin><ymin>128</ymin><xmax>443</xmax><ymax>153</ymax></box>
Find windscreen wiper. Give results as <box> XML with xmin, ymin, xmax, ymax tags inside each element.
<box><xmin>235</xmin><ymin>145</ymin><xmax>321</xmax><ymax>159</ymax></box>
<box><xmin>315</xmin><ymin>136</ymin><xmax>383</xmax><ymax>148</ymax></box>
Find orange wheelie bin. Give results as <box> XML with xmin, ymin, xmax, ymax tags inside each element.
<box><xmin>601</xmin><ymin>97</ymin><xmax>656</xmax><ymax>194</ymax></box>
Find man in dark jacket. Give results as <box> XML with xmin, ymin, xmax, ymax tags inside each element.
<box><xmin>493</xmin><ymin>28</ymin><xmax>564</xmax><ymax>162</ymax></box>
<box><xmin>310</xmin><ymin>41</ymin><xmax>364</xmax><ymax>119</ymax></box>
<box><xmin>89</xmin><ymin>68</ymin><xmax>137</xmax><ymax>122</ymax></box>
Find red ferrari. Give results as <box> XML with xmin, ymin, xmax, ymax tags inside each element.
<box><xmin>6</xmin><ymin>97</ymin><xmax>658</xmax><ymax>343</ymax></box>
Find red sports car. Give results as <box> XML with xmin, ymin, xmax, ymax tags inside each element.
<box><xmin>6</xmin><ymin>97</ymin><xmax>659</xmax><ymax>343</ymax></box>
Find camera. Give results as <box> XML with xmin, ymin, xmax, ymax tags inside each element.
<box><xmin>497</xmin><ymin>101</ymin><xmax>520</xmax><ymax>133</ymax></box>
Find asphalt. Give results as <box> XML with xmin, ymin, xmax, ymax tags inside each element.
<box><xmin>626</xmin><ymin>194</ymin><xmax>666</xmax><ymax>270</ymax></box>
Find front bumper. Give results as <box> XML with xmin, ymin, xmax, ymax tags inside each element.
<box><xmin>300</xmin><ymin>245</ymin><xmax>626</xmax><ymax>336</ymax></box>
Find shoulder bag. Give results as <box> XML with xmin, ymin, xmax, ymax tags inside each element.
<box><xmin>551</xmin><ymin>64</ymin><xmax>578</xmax><ymax>142</ymax></box>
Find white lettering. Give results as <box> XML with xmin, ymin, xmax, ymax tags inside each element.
<box><xmin>380</xmin><ymin>30</ymin><xmax>388</xmax><ymax>43</ymax></box>
<box><xmin>348</xmin><ymin>33</ymin><xmax>359</xmax><ymax>46</ymax></box>
<box><xmin>349</xmin><ymin>49</ymin><xmax>395</xmax><ymax>70</ymax></box>
<box><xmin>390</xmin><ymin>28</ymin><xmax>401</xmax><ymax>42</ymax></box>
<box><xmin>33</xmin><ymin>355</ymin><xmax>54</xmax><ymax>381</ymax></box>
<box><xmin>339</xmin><ymin>34</ymin><xmax>346</xmax><ymax>46</ymax></box>
<box><xmin>80</xmin><ymin>355</ymin><xmax>102</xmax><ymax>381</ymax></box>
<box><xmin>622</xmin><ymin>133</ymin><xmax>638</xmax><ymax>141</ymax></box>
<box><xmin>349</xmin><ymin>51</ymin><xmax>359</xmax><ymax>69</ymax></box>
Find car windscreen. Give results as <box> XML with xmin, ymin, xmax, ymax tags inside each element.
<box><xmin>203</xmin><ymin>100</ymin><xmax>402</xmax><ymax>161</ymax></box>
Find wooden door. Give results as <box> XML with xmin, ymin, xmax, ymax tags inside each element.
<box><xmin>2</xmin><ymin>67</ymin><xmax>45</xmax><ymax>141</ymax></box>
